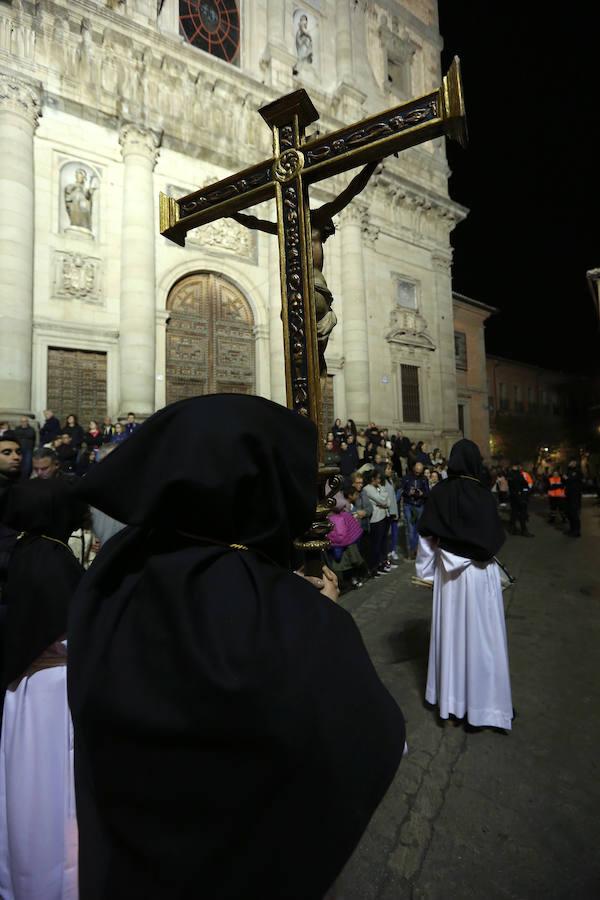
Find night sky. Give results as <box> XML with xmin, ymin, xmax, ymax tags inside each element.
<box><xmin>437</xmin><ymin>3</ymin><xmax>599</xmax><ymax>374</ymax></box>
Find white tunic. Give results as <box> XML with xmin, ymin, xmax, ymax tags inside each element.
<box><xmin>0</xmin><ymin>641</ymin><xmax>78</xmax><ymax>900</ymax></box>
<box><xmin>416</xmin><ymin>536</ymin><xmax>513</xmax><ymax>730</ymax></box>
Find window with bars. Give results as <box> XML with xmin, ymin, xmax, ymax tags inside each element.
<box><xmin>527</xmin><ymin>386</ymin><xmax>538</xmax><ymax>411</ymax></box>
<box><xmin>499</xmin><ymin>382</ymin><xmax>509</xmax><ymax>411</ymax></box>
<box><xmin>513</xmin><ymin>384</ymin><xmax>524</xmax><ymax>413</ymax></box>
<box><xmin>401</xmin><ymin>364</ymin><xmax>421</xmax><ymax>422</ymax></box>
<box><xmin>454</xmin><ymin>331</ymin><xmax>467</xmax><ymax>370</ymax></box>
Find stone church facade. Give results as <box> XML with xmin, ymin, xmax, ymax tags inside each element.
<box><xmin>0</xmin><ymin>0</ymin><xmax>468</xmax><ymax>449</ymax></box>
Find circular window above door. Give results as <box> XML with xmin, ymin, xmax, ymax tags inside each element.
<box><xmin>179</xmin><ymin>0</ymin><xmax>240</xmax><ymax>64</ymax></box>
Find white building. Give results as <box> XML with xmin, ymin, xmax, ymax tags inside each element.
<box><xmin>0</xmin><ymin>0</ymin><xmax>467</xmax><ymax>447</ymax></box>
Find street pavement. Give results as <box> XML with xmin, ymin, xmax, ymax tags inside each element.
<box><xmin>337</xmin><ymin>497</ymin><xmax>600</xmax><ymax>900</ymax></box>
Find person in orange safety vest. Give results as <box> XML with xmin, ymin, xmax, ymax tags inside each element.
<box><xmin>546</xmin><ymin>468</ymin><xmax>567</xmax><ymax>524</ymax></box>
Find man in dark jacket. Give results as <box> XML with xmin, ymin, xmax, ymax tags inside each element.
<box><xmin>39</xmin><ymin>409</ymin><xmax>61</xmax><ymax>446</ymax></box>
<box><xmin>13</xmin><ymin>417</ymin><xmax>36</xmax><ymax>479</ymax></box>
<box><xmin>564</xmin><ymin>459</ymin><xmax>582</xmax><ymax>537</ymax></box>
<box><xmin>507</xmin><ymin>463</ymin><xmax>533</xmax><ymax>537</ymax></box>
<box><xmin>401</xmin><ymin>462</ymin><xmax>430</xmax><ymax>558</ymax></box>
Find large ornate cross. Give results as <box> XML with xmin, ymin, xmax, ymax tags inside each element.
<box><xmin>160</xmin><ymin>57</ymin><xmax>467</xmax><ymax>430</ymax></box>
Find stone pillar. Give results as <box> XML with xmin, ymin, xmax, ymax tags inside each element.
<box><xmin>118</xmin><ymin>123</ymin><xmax>160</xmax><ymax>418</ymax></box>
<box><xmin>339</xmin><ymin>204</ymin><xmax>370</xmax><ymax>424</ymax></box>
<box><xmin>267</xmin><ymin>0</ymin><xmax>285</xmax><ymax>46</ymax></box>
<box><xmin>0</xmin><ymin>75</ymin><xmax>40</xmax><ymax>419</ymax></box>
<box><xmin>432</xmin><ymin>250</ymin><xmax>461</xmax><ymax>447</ymax></box>
<box><xmin>336</xmin><ymin>0</ymin><xmax>353</xmax><ymax>84</ymax></box>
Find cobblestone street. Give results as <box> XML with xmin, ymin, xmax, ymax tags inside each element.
<box><xmin>338</xmin><ymin>498</ymin><xmax>600</xmax><ymax>900</ymax></box>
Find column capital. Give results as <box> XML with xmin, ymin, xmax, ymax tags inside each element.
<box><xmin>431</xmin><ymin>250</ymin><xmax>453</xmax><ymax>273</ymax></box>
<box><xmin>0</xmin><ymin>74</ymin><xmax>41</xmax><ymax>127</ymax></box>
<box><xmin>119</xmin><ymin>122</ymin><xmax>162</xmax><ymax>165</ymax></box>
<box><xmin>338</xmin><ymin>200</ymin><xmax>368</xmax><ymax>229</ymax></box>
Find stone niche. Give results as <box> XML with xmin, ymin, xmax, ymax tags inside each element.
<box><xmin>59</xmin><ymin>160</ymin><xmax>102</xmax><ymax>239</ymax></box>
<box><xmin>292</xmin><ymin>6</ymin><xmax>319</xmax><ymax>80</ymax></box>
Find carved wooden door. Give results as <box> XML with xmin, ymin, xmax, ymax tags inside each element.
<box><xmin>166</xmin><ymin>273</ymin><xmax>255</xmax><ymax>405</ymax></box>
<box><xmin>47</xmin><ymin>347</ymin><xmax>107</xmax><ymax>425</ymax></box>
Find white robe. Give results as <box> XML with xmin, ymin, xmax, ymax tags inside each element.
<box><xmin>0</xmin><ymin>641</ymin><xmax>78</xmax><ymax>900</ymax></box>
<box><xmin>416</xmin><ymin>536</ymin><xmax>513</xmax><ymax>730</ymax></box>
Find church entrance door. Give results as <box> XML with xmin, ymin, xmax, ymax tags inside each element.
<box><xmin>166</xmin><ymin>273</ymin><xmax>255</xmax><ymax>405</ymax></box>
<box><xmin>47</xmin><ymin>347</ymin><xmax>107</xmax><ymax>425</ymax></box>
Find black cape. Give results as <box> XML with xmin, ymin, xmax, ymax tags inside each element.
<box><xmin>1</xmin><ymin>479</ymin><xmax>85</xmax><ymax>693</ymax></box>
<box><xmin>418</xmin><ymin>438</ymin><xmax>506</xmax><ymax>561</ymax></box>
<box><xmin>68</xmin><ymin>395</ymin><xmax>405</xmax><ymax>900</ymax></box>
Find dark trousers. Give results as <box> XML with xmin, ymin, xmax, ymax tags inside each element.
<box><xmin>548</xmin><ymin>497</ymin><xmax>566</xmax><ymax>520</ymax></box>
<box><xmin>509</xmin><ymin>497</ymin><xmax>529</xmax><ymax>533</ymax></box>
<box><xmin>370</xmin><ymin>518</ymin><xmax>389</xmax><ymax>571</ymax></box>
<box><xmin>566</xmin><ymin>504</ymin><xmax>581</xmax><ymax>536</ymax></box>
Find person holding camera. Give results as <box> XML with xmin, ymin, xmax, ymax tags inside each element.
<box><xmin>401</xmin><ymin>461</ymin><xmax>430</xmax><ymax>559</ymax></box>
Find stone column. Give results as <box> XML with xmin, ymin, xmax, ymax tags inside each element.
<box><xmin>339</xmin><ymin>204</ymin><xmax>370</xmax><ymax>424</ymax></box>
<box><xmin>336</xmin><ymin>0</ymin><xmax>353</xmax><ymax>84</ymax></box>
<box><xmin>118</xmin><ymin>122</ymin><xmax>160</xmax><ymax>418</ymax></box>
<box><xmin>432</xmin><ymin>250</ymin><xmax>461</xmax><ymax>445</ymax></box>
<box><xmin>0</xmin><ymin>75</ymin><xmax>40</xmax><ymax>418</ymax></box>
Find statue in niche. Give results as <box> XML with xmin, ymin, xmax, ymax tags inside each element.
<box><xmin>64</xmin><ymin>168</ymin><xmax>99</xmax><ymax>231</ymax></box>
<box><xmin>294</xmin><ymin>13</ymin><xmax>313</xmax><ymax>71</ymax></box>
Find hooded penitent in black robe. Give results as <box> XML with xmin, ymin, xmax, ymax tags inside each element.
<box><xmin>1</xmin><ymin>479</ymin><xmax>85</xmax><ymax>695</ymax></box>
<box><xmin>68</xmin><ymin>395</ymin><xmax>406</xmax><ymax>900</ymax></box>
<box><xmin>418</xmin><ymin>438</ymin><xmax>506</xmax><ymax>561</ymax></box>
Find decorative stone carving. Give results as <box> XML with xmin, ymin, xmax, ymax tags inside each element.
<box><xmin>119</xmin><ymin>122</ymin><xmax>161</xmax><ymax>164</ymax></box>
<box><xmin>60</xmin><ymin>161</ymin><xmax>101</xmax><ymax>236</ymax></box>
<box><xmin>0</xmin><ymin>75</ymin><xmax>40</xmax><ymax>126</ymax></box>
<box><xmin>166</xmin><ymin>184</ymin><xmax>257</xmax><ymax>261</ymax></box>
<box><xmin>54</xmin><ymin>251</ymin><xmax>103</xmax><ymax>303</ymax></box>
<box><xmin>386</xmin><ymin>307</ymin><xmax>436</xmax><ymax>352</ymax></box>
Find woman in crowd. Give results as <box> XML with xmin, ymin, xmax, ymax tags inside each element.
<box><xmin>0</xmin><ymin>479</ymin><xmax>86</xmax><ymax>900</ymax></box>
<box><xmin>430</xmin><ymin>448</ymin><xmax>445</xmax><ymax>466</ymax></box>
<box><xmin>331</xmin><ymin>419</ymin><xmax>346</xmax><ymax>444</ymax></box>
<box><xmin>327</xmin><ymin>492</ymin><xmax>368</xmax><ymax>590</ymax></box>
<box><xmin>363</xmin><ymin>469</ymin><xmax>391</xmax><ymax>576</ymax></box>
<box><xmin>416</xmin><ymin>438</ymin><xmax>513</xmax><ymax>732</ymax></box>
<box><xmin>110</xmin><ymin>422</ymin><xmax>127</xmax><ymax>445</ymax></box>
<box><xmin>383</xmin><ymin>462</ymin><xmax>400</xmax><ymax>562</ymax></box>
<box><xmin>416</xmin><ymin>441</ymin><xmax>432</xmax><ymax>467</ymax></box>
<box><xmin>63</xmin><ymin>414</ymin><xmax>85</xmax><ymax>450</ymax></box>
<box><xmin>356</xmin><ymin>429</ymin><xmax>367</xmax><ymax>461</ymax></box>
<box><xmin>345</xmin><ymin>419</ymin><xmax>357</xmax><ymax>439</ymax></box>
<box><xmin>339</xmin><ymin>435</ymin><xmax>359</xmax><ymax>479</ymax></box>
<box><xmin>429</xmin><ymin>470</ymin><xmax>441</xmax><ymax>488</ymax></box>
<box><xmin>68</xmin><ymin>395</ymin><xmax>406</xmax><ymax>900</ymax></box>
<box><xmin>85</xmin><ymin>420</ymin><xmax>103</xmax><ymax>451</ymax></box>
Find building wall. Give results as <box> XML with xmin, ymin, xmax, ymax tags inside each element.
<box><xmin>0</xmin><ymin>0</ymin><xmax>466</xmax><ymax>449</ymax></box>
<box><xmin>486</xmin><ymin>356</ymin><xmax>586</xmax><ymax>463</ymax></box>
<box><xmin>452</xmin><ymin>295</ymin><xmax>494</xmax><ymax>456</ymax></box>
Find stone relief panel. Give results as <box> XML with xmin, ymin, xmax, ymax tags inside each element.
<box><xmin>59</xmin><ymin>160</ymin><xmax>101</xmax><ymax>238</ymax></box>
<box><xmin>166</xmin><ymin>184</ymin><xmax>257</xmax><ymax>263</ymax></box>
<box><xmin>53</xmin><ymin>251</ymin><xmax>103</xmax><ymax>304</ymax></box>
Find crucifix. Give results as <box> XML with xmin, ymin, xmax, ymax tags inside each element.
<box><xmin>160</xmin><ymin>58</ymin><xmax>467</xmax><ymax>565</ymax></box>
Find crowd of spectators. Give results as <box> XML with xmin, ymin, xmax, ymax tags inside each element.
<box><xmin>324</xmin><ymin>419</ymin><xmax>451</xmax><ymax>588</ymax></box>
<box><xmin>324</xmin><ymin>419</ymin><xmax>595</xmax><ymax>589</ymax></box>
<box><xmin>0</xmin><ymin>410</ymin><xmax>140</xmax><ymax>480</ymax></box>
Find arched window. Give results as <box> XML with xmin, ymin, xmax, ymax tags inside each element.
<box><xmin>166</xmin><ymin>272</ymin><xmax>255</xmax><ymax>404</ymax></box>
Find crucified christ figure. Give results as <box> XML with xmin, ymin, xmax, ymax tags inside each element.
<box><xmin>230</xmin><ymin>160</ymin><xmax>380</xmax><ymax>375</ymax></box>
